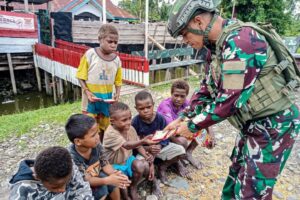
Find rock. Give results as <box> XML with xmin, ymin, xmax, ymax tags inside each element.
<box><xmin>146</xmin><ymin>195</ymin><xmax>158</xmax><ymax>200</ymax></box>
<box><xmin>273</xmin><ymin>191</ymin><xmax>284</xmax><ymax>199</ymax></box>
<box><xmin>203</xmin><ymin>172</ymin><xmax>211</xmax><ymax>177</ymax></box>
<box><xmin>140</xmin><ymin>190</ymin><xmax>147</xmax><ymax>197</ymax></box>
<box><xmin>287</xmin><ymin>185</ymin><xmax>294</xmax><ymax>191</ymax></box>
<box><xmin>163</xmin><ymin>194</ymin><xmax>186</xmax><ymax>200</ymax></box>
<box><xmin>204</xmin><ymin>149</ymin><xmax>211</xmax><ymax>154</ymax></box>
<box><xmin>168</xmin><ymin>176</ymin><xmax>189</xmax><ymax>190</ymax></box>
<box><xmin>215</xmin><ymin>133</ymin><xmax>223</xmax><ymax>140</ymax></box>
<box><xmin>287</xmin><ymin>196</ymin><xmax>299</xmax><ymax>200</ymax></box>
<box><xmin>165</xmin><ymin>187</ymin><xmax>178</xmax><ymax>194</ymax></box>
<box><xmin>20</xmin><ymin>82</ymin><xmax>33</xmax><ymax>90</ymax></box>
<box><xmin>218</xmin><ymin>178</ymin><xmax>226</xmax><ymax>183</ymax></box>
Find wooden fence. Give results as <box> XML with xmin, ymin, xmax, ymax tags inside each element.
<box><xmin>35</xmin><ymin>40</ymin><xmax>150</xmax><ymax>88</ymax></box>
<box><xmin>72</xmin><ymin>21</ymin><xmax>182</xmax><ymax>44</ymax></box>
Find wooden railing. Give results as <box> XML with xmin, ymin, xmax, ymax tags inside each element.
<box><xmin>35</xmin><ymin>41</ymin><xmax>150</xmax><ymax>87</ymax></box>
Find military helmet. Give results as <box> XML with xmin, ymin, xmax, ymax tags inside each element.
<box><xmin>168</xmin><ymin>0</ymin><xmax>220</xmax><ymax>38</ymax></box>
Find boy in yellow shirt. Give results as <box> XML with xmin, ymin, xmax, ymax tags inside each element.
<box><xmin>76</xmin><ymin>24</ymin><xmax>122</xmax><ymax>137</ymax></box>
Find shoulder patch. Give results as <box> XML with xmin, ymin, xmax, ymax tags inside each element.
<box><xmin>223</xmin><ymin>74</ymin><xmax>245</xmax><ymax>90</ymax></box>
<box><xmin>223</xmin><ymin>61</ymin><xmax>246</xmax><ymax>70</ymax></box>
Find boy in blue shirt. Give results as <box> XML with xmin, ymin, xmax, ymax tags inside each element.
<box><xmin>132</xmin><ymin>91</ymin><xmax>189</xmax><ymax>184</ymax></box>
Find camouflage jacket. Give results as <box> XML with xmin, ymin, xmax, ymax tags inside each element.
<box><xmin>182</xmin><ymin>19</ymin><xmax>268</xmax><ymax>133</ymax></box>
<box><xmin>9</xmin><ymin>160</ymin><xmax>94</xmax><ymax>200</ymax></box>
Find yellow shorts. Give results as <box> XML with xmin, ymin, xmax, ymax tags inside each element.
<box><xmin>82</xmin><ymin>111</ymin><xmax>110</xmax><ymax>132</ymax></box>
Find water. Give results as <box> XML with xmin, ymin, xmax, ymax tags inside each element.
<box><xmin>0</xmin><ymin>92</ymin><xmax>56</xmax><ymax>116</ymax></box>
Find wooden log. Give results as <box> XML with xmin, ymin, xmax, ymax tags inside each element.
<box><xmin>33</xmin><ymin>46</ymin><xmax>42</xmax><ymax>92</ymax></box>
<box><xmin>59</xmin><ymin>78</ymin><xmax>64</xmax><ymax>103</ymax></box>
<box><xmin>7</xmin><ymin>53</ymin><xmax>17</xmax><ymax>94</ymax></box>
<box><xmin>0</xmin><ymin>65</ymin><xmax>33</xmax><ymax>71</ymax></box>
<box><xmin>52</xmin><ymin>76</ymin><xmax>57</xmax><ymax>104</ymax></box>
<box><xmin>44</xmin><ymin>71</ymin><xmax>52</xmax><ymax>95</ymax></box>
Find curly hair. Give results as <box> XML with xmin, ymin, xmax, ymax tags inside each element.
<box><xmin>134</xmin><ymin>90</ymin><xmax>153</xmax><ymax>104</ymax></box>
<box><xmin>171</xmin><ymin>80</ymin><xmax>189</xmax><ymax>95</ymax></box>
<box><xmin>98</xmin><ymin>24</ymin><xmax>119</xmax><ymax>40</ymax></box>
<box><xmin>34</xmin><ymin>146</ymin><xmax>72</xmax><ymax>181</ymax></box>
<box><xmin>109</xmin><ymin>102</ymin><xmax>130</xmax><ymax>117</ymax></box>
<box><xmin>65</xmin><ymin>114</ymin><xmax>96</xmax><ymax>143</ymax></box>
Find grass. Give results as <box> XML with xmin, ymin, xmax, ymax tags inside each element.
<box><xmin>150</xmin><ymin>76</ymin><xmax>200</xmax><ymax>92</ymax></box>
<box><xmin>0</xmin><ymin>101</ymin><xmax>81</xmax><ymax>141</ymax></box>
<box><xmin>0</xmin><ymin>76</ymin><xmax>202</xmax><ymax>142</ymax></box>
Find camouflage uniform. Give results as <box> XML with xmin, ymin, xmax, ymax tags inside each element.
<box><xmin>181</xmin><ymin>19</ymin><xmax>300</xmax><ymax>199</ymax></box>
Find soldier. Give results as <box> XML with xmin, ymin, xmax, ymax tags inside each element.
<box><xmin>165</xmin><ymin>0</ymin><xmax>300</xmax><ymax>199</ymax></box>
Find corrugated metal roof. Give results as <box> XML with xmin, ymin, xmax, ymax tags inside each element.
<box><xmin>0</xmin><ymin>0</ymin><xmax>138</xmax><ymax>20</ymax></box>
<box><xmin>96</xmin><ymin>0</ymin><xmax>138</xmax><ymax>20</ymax></box>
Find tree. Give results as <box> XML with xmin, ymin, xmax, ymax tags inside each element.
<box><xmin>220</xmin><ymin>0</ymin><xmax>292</xmax><ymax>35</ymax></box>
<box><xmin>119</xmin><ymin>0</ymin><xmax>171</xmax><ymax>22</ymax></box>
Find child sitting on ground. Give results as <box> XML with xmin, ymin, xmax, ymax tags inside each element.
<box><xmin>65</xmin><ymin>114</ymin><xmax>131</xmax><ymax>200</ymax></box>
<box><xmin>9</xmin><ymin>146</ymin><xmax>93</xmax><ymax>200</ymax></box>
<box><xmin>103</xmin><ymin>102</ymin><xmax>161</xmax><ymax>200</ymax></box>
<box><xmin>157</xmin><ymin>80</ymin><xmax>203</xmax><ymax>169</ymax></box>
<box><xmin>132</xmin><ymin>90</ymin><xmax>189</xmax><ymax>184</ymax></box>
<box><xmin>76</xmin><ymin>24</ymin><xmax>122</xmax><ymax>140</ymax></box>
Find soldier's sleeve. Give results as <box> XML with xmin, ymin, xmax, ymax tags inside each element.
<box><xmin>70</xmin><ymin>164</ymin><xmax>94</xmax><ymax>200</ymax></box>
<box><xmin>187</xmin><ymin>27</ymin><xmax>268</xmax><ymax>133</ymax></box>
<box><xmin>180</xmin><ymin>63</ymin><xmax>214</xmax><ymax>119</ymax></box>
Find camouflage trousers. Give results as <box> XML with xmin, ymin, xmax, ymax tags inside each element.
<box><xmin>222</xmin><ymin>105</ymin><xmax>300</xmax><ymax>200</ymax></box>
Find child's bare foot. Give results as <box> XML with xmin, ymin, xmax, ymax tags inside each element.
<box><xmin>152</xmin><ymin>179</ymin><xmax>163</xmax><ymax>198</ymax></box>
<box><xmin>129</xmin><ymin>187</ymin><xmax>140</xmax><ymax>200</ymax></box>
<box><xmin>177</xmin><ymin>161</ymin><xmax>192</xmax><ymax>180</ymax></box>
<box><xmin>157</xmin><ymin>165</ymin><xmax>168</xmax><ymax>184</ymax></box>
<box><xmin>186</xmin><ymin>152</ymin><xmax>202</xmax><ymax>169</ymax></box>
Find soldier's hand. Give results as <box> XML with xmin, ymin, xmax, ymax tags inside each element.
<box><xmin>177</xmin><ymin>122</ymin><xmax>194</xmax><ymax>139</ymax></box>
<box><xmin>164</xmin><ymin>118</ymin><xmax>181</xmax><ymax>132</ymax></box>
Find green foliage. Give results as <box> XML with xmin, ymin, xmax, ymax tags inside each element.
<box><xmin>119</xmin><ymin>0</ymin><xmax>171</xmax><ymax>22</ymax></box>
<box><xmin>285</xmin><ymin>18</ymin><xmax>300</xmax><ymax>36</ymax></box>
<box><xmin>220</xmin><ymin>0</ymin><xmax>292</xmax><ymax>35</ymax></box>
<box><xmin>0</xmin><ymin>102</ymin><xmax>81</xmax><ymax>141</ymax></box>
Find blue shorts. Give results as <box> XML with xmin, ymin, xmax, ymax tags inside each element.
<box><xmin>92</xmin><ymin>172</ymin><xmax>115</xmax><ymax>199</ymax></box>
<box><xmin>112</xmin><ymin>155</ymin><xmax>136</xmax><ymax>177</ymax></box>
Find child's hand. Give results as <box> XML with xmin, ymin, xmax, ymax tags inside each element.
<box><xmin>143</xmin><ymin>135</ymin><xmax>158</xmax><ymax>145</ymax></box>
<box><xmin>148</xmin><ymin>163</ymin><xmax>155</xmax><ymax>181</ymax></box>
<box><xmin>149</xmin><ymin>145</ymin><xmax>161</xmax><ymax>155</ymax></box>
<box><xmin>145</xmin><ymin>152</ymin><xmax>154</xmax><ymax>163</ymax></box>
<box><xmin>113</xmin><ymin>93</ymin><xmax>120</xmax><ymax>102</ymax></box>
<box><xmin>107</xmin><ymin>171</ymin><xmax>131</xmax><ymax>189</ymax></box>
<box><xmin>86</xmin><ymin>90</ymin><xmax>103</xmax><ymax>103</ymax></box>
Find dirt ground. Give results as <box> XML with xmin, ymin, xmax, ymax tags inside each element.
<box><xmin>0</xmin><ymin>89</ymin><xmax>299</xmax><ymax>200</ymax></box>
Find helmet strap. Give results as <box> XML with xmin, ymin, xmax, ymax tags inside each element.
<box><xmin>186</xmin><ymin>13</ymin><xmax>218</xmax><ymax>46</ymax></box>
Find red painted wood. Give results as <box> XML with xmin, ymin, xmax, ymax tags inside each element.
<box><xmin>0</xmin><ymin>11</ymin><xmax>38</xmax><ymax>38</ymax></box>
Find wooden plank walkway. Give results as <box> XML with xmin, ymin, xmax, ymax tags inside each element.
<box><xmin>120</xmin><ymin>84</ymin><xmax>145</xmax><ymax>96</ymax></box>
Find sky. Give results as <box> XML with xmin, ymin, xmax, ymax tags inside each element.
<box><xmin>111</xmin><ymin>0</ymin><xmax>119</xmax><ymax>6</ymax></box>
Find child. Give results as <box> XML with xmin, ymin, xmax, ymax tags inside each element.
<box><xmin>65</xmin><ymin>114</ymin><xmax>131</xmax><ymax>200</ymax></box>
<box><xmin>76</xmin><ymin>24</ymin><xmax>122</xmax><ymax>137</ymax></box>
<box><xmin>103</xmin><ymin>102</ymin><xmax>161</xmax><ymax>200</ymax></box>
<box><xmin>9</xmin><ymin>146</ymin><xmax>93</xmax><ymax>200</ymax></box>
<box><xmin>132</xmin><ymin>90</ymin><xmax>188</xmax><ymax>184</ymax></box>
<box><xmin>158</xmin><ymin>80</ymin><xmax>215</xmax><ymax>169</ymax></box>
<box><xmin>157</xmin><ymin>80</ymin><xmax>201</xmax><ymax>169</ymax></box>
